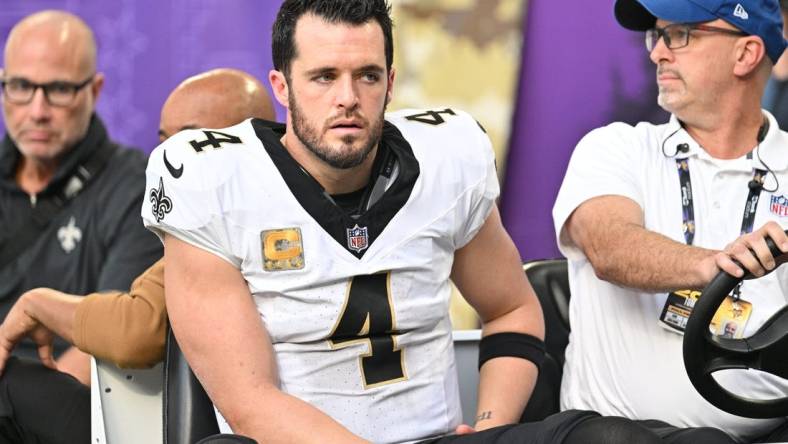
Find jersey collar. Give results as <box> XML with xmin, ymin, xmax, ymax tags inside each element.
<box><xmin>251</xmin><ymin>119</ymin><xmax>420</xmax><ymax>260</ymax></box>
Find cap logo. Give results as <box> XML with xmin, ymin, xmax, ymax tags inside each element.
<box><xmin>733</xmin><ymin>3</ymin><xmax>749</xmax><ymax>20</ymax></box>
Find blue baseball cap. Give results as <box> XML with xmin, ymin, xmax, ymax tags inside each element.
<box><xmin>615</xmin><ymin>0</ymin><xmax>788</xmax><ymax>62</ymax></box>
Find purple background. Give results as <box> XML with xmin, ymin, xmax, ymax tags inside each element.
<box><xmin>500</xmin><ymin>1</ymin><xmax>667</xmax><ymax>260</ymax></box>
<box><xmin>0</xmin><ymin>0</ymin><xmax>665</xmax><ymax>261</ymax></box>
<box><xmin>0</xmin><ymin>0</ymin><xmax>286</xmax><ymax>148</ymax></box>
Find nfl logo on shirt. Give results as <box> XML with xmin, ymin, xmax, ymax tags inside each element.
<box><xmin>346</xmin><ymin>224</ymin><xmax>369</xmax><ymax>253</ymax></box>
<box><xmin>770</xmin><ymin>194</ymin><xmax>788</xmax><ymax>217</ymax></box>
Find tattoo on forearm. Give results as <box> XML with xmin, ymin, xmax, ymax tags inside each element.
<box><xmin>476</xmin><ymin>411</ymin><xmax>492</xmax><ymax>422</ymax></box>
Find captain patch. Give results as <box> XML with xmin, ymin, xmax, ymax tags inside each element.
<box><xmin>261</xmin><ymin>228</ymin><xmax>305</xmax><ymax>271</ymax></box>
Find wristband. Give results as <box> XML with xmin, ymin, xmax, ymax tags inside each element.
<box><xmin>477</xmin><ymin>332</ymin><xmax>546</xmax><ymax>370</ymax></box>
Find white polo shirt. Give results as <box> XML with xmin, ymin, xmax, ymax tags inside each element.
<box><xmin>553</xmin><ymin>111</ymin><xmax>788</xmax><ymax>442</ymax></box>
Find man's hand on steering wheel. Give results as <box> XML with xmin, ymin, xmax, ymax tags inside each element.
<box><xmin>684</xmin><ymin>224</ymin><xmax>788</xmax><ymax>418</ymax></box>
<box><xmin>713</xmin><ymin>221</ymin><xmax>788</xmax><ymax>279</ymax></box>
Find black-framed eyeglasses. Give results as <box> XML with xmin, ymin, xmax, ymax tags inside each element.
<box><xmin>645</xmin><ymin>23</ymin><xmax>747</xmax><ymax>52</ymax></box>
<box><xmin>0</xmin><ymin>75</ymin><xmax>95</xmax><ymax>107</ymax></box>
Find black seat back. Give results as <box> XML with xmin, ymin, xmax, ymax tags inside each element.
<box><xmin>519</xmin><ymin>259</ymin><xmax>571</xmax><ymax>422</ymax></box>
<box><xmin>163</xmin><ymin>328</ymin><xmax>220</xmax><ymax>444</ymax></box>
<box><xmin>523</xmin><ymin>259</ymin><xmax>571</xmax><ymax>367</ymax></box>
<box><xmin>519</xmin><ymin>352</ymin><xmax>562</xmax><ymax>422</ymax></box>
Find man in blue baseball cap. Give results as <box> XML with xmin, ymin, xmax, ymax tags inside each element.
<box><xmin>615</xmin><ymin>0</ymin><xmax>788</xmax><ymax>62</ymax></box>
<box><xmin>554</xmin><ymin>0</ymin><xmax>788</xmax><ymax>442</ymax></box>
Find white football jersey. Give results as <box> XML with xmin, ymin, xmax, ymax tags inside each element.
<box><xmin>142</xmin><ymin>108</ymin><xmax>499</xmax><ymax>443</ymax></box>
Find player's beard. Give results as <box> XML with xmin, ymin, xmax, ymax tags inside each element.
<box><xmin>289</xmin><ymin>92</ymin><xmax>385</xmax><ymax>170</ymax></box>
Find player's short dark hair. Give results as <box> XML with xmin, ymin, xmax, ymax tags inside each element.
<box><xmin>272</xmin><ymin>0</ymin><xmax>394</xmax><ymax>78</ymax></box>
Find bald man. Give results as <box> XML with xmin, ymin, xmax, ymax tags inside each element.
<box><xmin>0</xmin><ymin>67</ymin><xmax>275</xmax><ymax>444</ymax></box>
<box><xmin>159</xmin><ymin>67</ymin><xmax>276</xmax><ymax>141</ymax></box>
<box><xmin>0</xmin><ymin>11</ymin><xmax>161</xmax><ymax>369</ymax></box>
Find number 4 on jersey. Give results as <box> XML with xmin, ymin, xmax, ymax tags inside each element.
<box><xmin>405</xmin><ymin>108</ymin><xmax>456</xmax><ymax>125</ymax></box>
<box><xmin>189</xmin><ymin>130</ymin><xmax>243</xmax><ymax>152</ymax></box>
<box><xmin>328</xmin><ymin>272</ymin><xmax>407</xmax><ymax>388</ymax></box>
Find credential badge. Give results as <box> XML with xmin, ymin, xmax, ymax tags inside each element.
<box><xmin>150</xmin><ymin>177</ymin><xmax>173</xmax><ymax>222</ymax></box>
<box><xmin>346</xmin><ymin>224</ymin><xmax>369</xmax><ymax>253</ymax></box>
<box><xmin>261</xmin><ymin>228</ymin><xmax>305</xmax><ymax>271</ymax></box>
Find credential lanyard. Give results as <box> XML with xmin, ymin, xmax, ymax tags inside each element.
<box><xmin>676</xmin><ymin>158</ymin><xmax>766</xmax><ymax>299</ymax></box>
<box><xmin>676</xmin><ymin>159</ymin><xmax>766</xmax><ymax>245</ymax></box>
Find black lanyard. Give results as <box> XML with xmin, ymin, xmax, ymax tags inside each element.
<box><xmin>676</xmin><ymin>158</ymin><xmax>766</xmax><ymax>246</ymax></box>
<box><xmin>676</xmin><ymin>158</ymin><xmax>766</xmax><ymax>300</ymax></box>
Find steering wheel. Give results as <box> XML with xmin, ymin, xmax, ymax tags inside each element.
<box><xmin>683</xmin><ymin>230</ymin><xmax>788</xmax><ymax>418</ymax></box>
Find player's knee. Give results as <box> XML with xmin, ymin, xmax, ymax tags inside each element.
<box><xmin>678</xmin><ymin>427</ymin><xmax>737</xmax><ymax>444</ymax></box>
<box><xmin>565</xmin><ymin>416</ymin><xmax>662</xmax><ymax>444</ymax></box>
<box><xmin>195</xmin><ymin>433</ymin><xmax>257</xmax><ymax>444</ymax></box>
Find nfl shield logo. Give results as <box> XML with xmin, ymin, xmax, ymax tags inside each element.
<box><xmin>771</xmin><ymin>194</ymin><xmax>788</xmax><ymax>217</ymax></box>
<box><xmin>346</xmin><ymin>224</ymin><xmax>369</xmax><ymax>253</ymax></box>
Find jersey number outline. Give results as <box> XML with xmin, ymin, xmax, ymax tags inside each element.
<box><xmin>189</xmin><ymin>130</ymin><xmax>243</xmax><ymax>152</ymax></box>
<box><xmin>328</xmin><ymin>272</ymin><xmax>407</xmax><ymax>388</ymax></box>
<box><xmin>404</xmin><ymin>108</ymin><xmax>456</xmax><ymax>126</ymax></box>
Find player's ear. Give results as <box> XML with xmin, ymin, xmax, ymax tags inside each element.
<box><xmin>269</xmin><ymin>69</ymin><xmax>290</xmax><ymax>108</ymax></box>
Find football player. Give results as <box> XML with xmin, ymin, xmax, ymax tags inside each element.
<box><xmin>143</xmin><ymin>1</ymin><xmax>663</xmax><ymax>443</ymax></box>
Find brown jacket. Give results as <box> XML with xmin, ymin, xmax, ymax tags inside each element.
<box><xmin>73</xmin><ymin>259</ymin><xmax>166</xmax><ymax>368</ymax></box>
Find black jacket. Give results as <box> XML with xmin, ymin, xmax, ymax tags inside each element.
<box><xmin>0</xmin><ymin>115</ymin><xmax>162</xmax><ymax>357</ymax></box>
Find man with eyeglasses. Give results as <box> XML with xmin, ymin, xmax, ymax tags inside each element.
<box><xmin>0</xmin><ymin>10</ymin><xmax>161</xmax><ymax>384</ymax></box>
<box><xmin>0</xmin><ymin>67</ymin><xmax>276</xmax><ymax>444</ymax></box>
<box><xmin>554</xmin><ymin>0</ymin><xmax>788</xmax><ymax>442</ymax></box>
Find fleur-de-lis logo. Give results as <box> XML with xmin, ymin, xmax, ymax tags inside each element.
<box><xmin>57</xmin><ymin>216</ymin><xmax>82</xmax><ymax>253</ymax></box>
<box><xmin>150</xmin><ymin>177</ymin><xmax>173</xmax><ymax>222</ymax></box>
